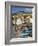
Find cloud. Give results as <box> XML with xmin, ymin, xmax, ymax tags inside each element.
<box><xmin>24</xmin><ymin>8</ymin><xmax>32</xmax><ymax>12</ymax></box>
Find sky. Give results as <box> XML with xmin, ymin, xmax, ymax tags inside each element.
<box><xmin>11</xmin><ymin>6</ymin><xmax>32</xmax><ymax>13</ymax></box>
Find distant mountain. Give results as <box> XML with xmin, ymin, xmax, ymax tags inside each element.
<box><xmin>19</xmin><ymin>11</ymin><xmax>32</xmax><ymax>13</ymax></box>
<box><xmin>11</xmin><ymin>11</ymin><xmax>32</xmax><ymax>15</ymax></box>
<box><xmin>11</xmin><ymin>13</ymin><xmax>17</xmax><ymax>15</ymax></box>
